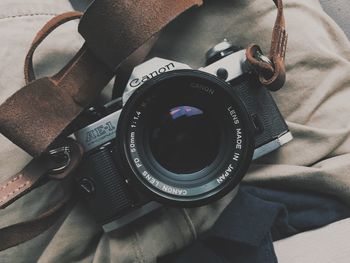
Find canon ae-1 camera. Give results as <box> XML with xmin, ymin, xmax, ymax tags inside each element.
<box><xmin>73</xmin><ymin>41</ymin><xmax>292</xmax><ymax>232</ymax></box>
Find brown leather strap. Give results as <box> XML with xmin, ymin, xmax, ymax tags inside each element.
<box><xmin>0</xmin><ymin>138</ymin><xmax>82</xmax><ymax>251</ymax></box>
<box><xmin>0</xmin><ymin>156</ymin><xmax>52</xmax><ymax>210</ymax></box>
<box><xmin>78</xmin><ymin>0</ymin><xmax>203</xmax><ymax>70</ymax></box>
<box><xmin>0</xmin><ymin>0</ymin><xmax>203</xmax><ymax>156</ymax></box>
<box><xmin>0</xmin><ymin>1</ymin><xmax>204</xmax><ymax>250</ymax></box>
<box><xmin>0</xmin><ymin>139</ymin><xmax>83</xmax><ymax>209</ymax></box>
<box><xmin>0</xmin><ymin>11</ymin><xmax>113</xmax><ymax>156</ymax></box>
<box><xmin>24</xmin><ymin>11</ymin><xmax>83</xmax><ymax>84</ymax></box>
<box><xmin>0</xmin><ymin>46</ymin><xmax>113</xmax><ymax>156</ymax></box>
<box><xmin>246</xmin><ymin>0</ymin><xmax>287</xmax><ymax>91</ymax></box>
<box><xmin>0</xmin><ymin>194</ymin><xmax>75</xmax><ymax>252</ymax></box>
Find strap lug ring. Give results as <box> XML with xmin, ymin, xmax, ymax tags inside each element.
<box><xmin>48</xmin><ymin>146</ymin><xmax>72</xmax><ymax>174</ymax></box>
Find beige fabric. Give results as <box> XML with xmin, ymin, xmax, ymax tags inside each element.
<box><xmin>0</xmin><ymin>0</ymin><xmax>350</xmax><ymax>262</ymax></box>
<box><xmin>275</xmin><ymin>218</ymin><xmax>350</xmax><ymax>263</ymax></box>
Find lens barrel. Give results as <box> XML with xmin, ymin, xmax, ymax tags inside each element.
<box><xmin>116</xmin><ymin>70</ymin><xmax>254</xmax><ymax>206</ymax></box>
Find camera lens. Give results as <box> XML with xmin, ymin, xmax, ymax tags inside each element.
<box><xmin>117</xmin><ymin>70</ymin><xmax>254</xmax><ymax>206</ymax></box>
<box><xmin>149</xmin><ymin>105</ymin><xmax>220</xmax><ymax>174</ymax></box>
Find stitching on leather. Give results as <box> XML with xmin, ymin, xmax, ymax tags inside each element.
<box><xmin>275</xmin><ymin>27</ymin><xmax>287</xmax><ymax>59</ymax></box>
<box><xmin>0</xmin><ymin>181</ymin><xmax>30</xmax><ymax>202</ymax></box>
<box><xmin>281</xmin><ymin>31</ymin><xmax>288</xmax><ymax>60</ymax></box>
<box><xmin>0</xmin><ymin>174</ymin><xmax>31</xmax><ymax>203</ymax></box>
<box><xmin>0</xmin><ymin>174</ymin><xmax>23</xmax><ymax>191</ymax></box>
<box><xmin>0</xmin><ymin>13</ymin><xmax>56</xmax><ymax>21</ymax></box>
<box><xmin>277</xmin><ymin>28</ymin><xmax>283</xmax><ymax>56</ymax></box>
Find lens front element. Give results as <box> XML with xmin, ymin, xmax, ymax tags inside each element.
<box><xmin>150</xmin><ymin>105</ymin><xmax>220</xmax><ymax>174</ymax></box>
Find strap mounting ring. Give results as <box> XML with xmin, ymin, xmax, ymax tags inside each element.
<box><xmin>254</xmin><ymin>49</ymin><xmax>273</xmax><ymax>66</ymax></box>
<box><xmin>48</xmin><ymin>146</ymin><xmax>72</xmax><ymax>174</ymax></box>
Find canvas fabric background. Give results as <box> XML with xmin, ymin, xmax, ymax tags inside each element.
<box><xmin>0</xmin><ymin>0</ymin><xmax>350</xmax><ymax>262</ymax></box>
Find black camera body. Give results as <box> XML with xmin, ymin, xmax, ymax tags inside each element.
<box><xmin>74</xmin><ymin>41</ymin><xmax>292</xmax><ymax>232</ymax></box>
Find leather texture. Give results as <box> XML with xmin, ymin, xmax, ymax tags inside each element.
<box><xmin>0</xmin><ymin>45</ymin><xmax>113</xmax><ymax>156</ymax></box>
<box><xmin>0</xmin><ymin>12</ymin><xmax>113</xmax><ymax>156</ymax></box>
<box><xmin>78</xmin><ymin>0</ymin><xmax>203</xmax><ymax>70</ymax></box>
<box><xmin>0</xmin><ymin>152</ymin><xmax>51</xmax><ymax>209</ymax></box>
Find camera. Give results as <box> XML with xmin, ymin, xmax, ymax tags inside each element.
<box><xmin>74</xmin><ymin>40</ymin><xmax>292</xmax><ymax>232</ymax></box>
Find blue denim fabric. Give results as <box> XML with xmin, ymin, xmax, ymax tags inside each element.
<box><xmin>160</xmin><ymin>186</ymin><xmax>350</xmax><ymax>263</ymax></box>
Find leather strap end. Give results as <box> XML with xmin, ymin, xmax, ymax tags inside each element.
<box><xmin>246</xmin><ymin>44</ymin><xmax>275</xmax><ymax>74</ymax></box>
<box><xmin>264</xmin><ymin>26</ymin><xmax>288</xmax><ymax>91</ymax></box>
<box><xmin>246</xmin><ymin>44</ymin><xmax>287</xmax><ymax>92</ymax></box>
<box><xmin>245</xmin><ymin>0</ymin><xmax>288</xmax><ymax>92</ymax></box>
<box><xmin>259</xmin><ymin>57</ymin><xmax>286</xmax><ymax>91</ymax></box>
<box><xmin>0</xmin><ymin>139</ymin><xmax>83</xmax><ymax>209</ymax></box>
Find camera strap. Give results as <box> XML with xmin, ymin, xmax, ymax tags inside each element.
<box><xmin>246</xmin><ymin>0</ymin><xmax>287</xmax><ymax>91</ymax></box>
<box><xmin>0</xmin><ymin>0</ymin><xmax>287</xmax><ymax>251</ymax></box>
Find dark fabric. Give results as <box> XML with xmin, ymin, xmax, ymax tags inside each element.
<box><xmin>160</xmin><ymin>186</ymin><xmax>350</xmax><ymax>263</ymax></box>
